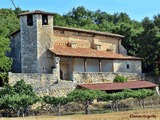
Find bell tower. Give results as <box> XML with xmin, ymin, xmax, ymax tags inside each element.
<box><xmin>19</xmin><ymin>10</ymin><xmax>54</xmax><ymax>73</ymax></box>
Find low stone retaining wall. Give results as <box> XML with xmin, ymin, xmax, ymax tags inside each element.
<box><xmin>8</xmin><ymin>72</ymin><xmax>76</xmax><ymax>97</ymax></box>
<box><xmin>33</xmin><ymin>81</ymin><xmax>76</xmax><ymax>97</ymax></box>
<box><xmin>8</xmin><ymin>72</ymin><xmax>57</xmax><ymax>86</ymax></box>
<box><xmin>49</xmin><ymin>81</ymin><xmax>76</xmax><ymax>97</ymax></box>
<box><xmin>73</xmin><ymin>72</ymin><xmax>142</xmax><ymax>83</ymax></box>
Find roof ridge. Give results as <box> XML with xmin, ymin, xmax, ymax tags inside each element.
<box><xmin>78</xmin><ymin>80</ymin><xmax>145</xmax><ymax>85</ymax></box>
<box><xmin>10</xmin><ymin>26</ymin><xmax>124</xmax><ymax>38</ymax></box>
<box><xmin>19</xmin><ymin>10</ymin><xmax>55</xmax><ymax>16</ymax></box>
<box><xmin>54</xmin><ymin>26</ymin><xmax>124</xmax><ymax>38</ymax></box>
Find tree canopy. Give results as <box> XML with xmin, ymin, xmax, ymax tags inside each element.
<box><xmin>0</xmin><ymin>8</ymin><xmax>20</xmax><ymax>84</ymax></box>
<box><xmin>0</xmin><ymin>79</ymin><xmax>38</xmax><ymax>117</ymax></box>
<box><xmin>43</xmin><ymin>96</ymin><xmax>71</xmax><ymax>116</ymax></box>
<box><xmin>68</xmin><ymin>89</ymin><xmax>105</xmax><ymax>114</ymax></box>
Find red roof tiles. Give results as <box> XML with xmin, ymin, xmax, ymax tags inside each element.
<box><xmin>50</xmin><ymin>45</ymin><xmax>142</xmax><ymax>60</ymax></box>
<box><xmin>78</xmin><ymin>81</ymin><xmax>157</xmax><ymax>91</ymax></box>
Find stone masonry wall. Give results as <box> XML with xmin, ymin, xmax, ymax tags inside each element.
<box><xmin>113</xmin><ymin>60</ymin><xmax>142</xmax><ymax>74</ymax></box>
<box><xmin>20</xmin><ymin>14</ymin><xmax>54</xmax><ymax>73</ymax></box>
<box><xmin>73</xmin><ymin>72</ymin><xmax>142</xmax><ymax>83</ymax></box>
<box><xmin>42</xmin><ymin>81</ymin><xmax>76</xmax><ymax>97</ymax></box>
<box><xmin>54</xmin><ymin>29</ymin><xmax>120</xmax><ymax>53</ymax></box>
<box><xmin>20</xmin><ymin>15</ymin><xmax>38</xmax><ymax>73</ymax></box>
<box><xmin>32</xmin><ymin>80</ymin><xmax>76</xmax><ymax>97</ymax></box>
<box><xmin>8</xmin><ymin>72</ymin><xmax>76</xmax><ymax>97</ymax></box>
<box><xmin>37</xmin><ymin>15</ymin><xmax>54</xmax><ymax>73</ymax></box>
<box><xmin>10</xmin><ymin>32</ymin><xmax>21</xmax><ymax>73</ymax></box>
<box><xmin>9</xmin><ymin>72</ymin><xmax>57</xmax><ymax>87</ymax></box>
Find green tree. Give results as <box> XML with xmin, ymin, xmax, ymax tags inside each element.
<box><xmin>137</xmin><ymin>17</ymin><xmax>160</xmax><ymax>73</ymax></box>
<box><xmin>13</xmin><ymin>79</ymin><xmax>36</xmax><ymax>97</ymax></box>
<box><xmin>0</xmin><ymin>8</ymin><xmax>19</xmax><ymax>37</ymax></box>
<box><xmin>0</xmin><ymin>80</ymin><xmax>38</xmax><ymax>117</ymax></box>
<box><xmin>0</xmin><ymin>93</ymin><xmax>37</xmax><ymax>117</ymax></box>
<box><xmin>131</xmin><ymin>89</ymin><xmax>155</xmax><ymax>109</ymax></box>
<box><xmin>102</xmin><ymin>92</ymin><xmax>125</xmax><ymax>112</ymax></box>
<box><xmin>68</xmin><ymin>89</ymin><xmax>105</xmax><ymax>115</ymax></box>
<box><xmin>0</xmin><ymin>8</ymin><xmax>19</xmax><ymax>85</ymax></box>
<box><xmin>43</xmin><ymin>96</ymin><xmax>70</xmax><ymax>116</ymax></box>
<box><xmin>0</xmin><ymin>37</ymin><xmax>12</xmax><ymax>85</ymax></box>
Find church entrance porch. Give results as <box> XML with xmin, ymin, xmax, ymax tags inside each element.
<box><xmin>60</xmin><ymin>61</ymin><xmax>69</xmax><ymax>80</ymax></box>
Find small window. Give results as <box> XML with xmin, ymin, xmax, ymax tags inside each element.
<box><xmin>42</xmin><ymin>15</ymin><xmax>48</xmax><ymax>25</ymax></box>
<box><xmin>27</xmin><ymin>15</ymin><xmax>33</xmax><ymax>26</ymax></box>
<box><xmin>127</xmin><ymin>64</ymin><xmax>129</xmax><ymax>69</ymax></box>
<box><xmin>19</xmin><ymin>52</ymin><xmax>21</xmax><ymax>62</ymax></box>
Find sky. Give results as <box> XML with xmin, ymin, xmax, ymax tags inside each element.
<box><xmin>1</xmin><ymin>0</ymin><xmax>160</xmax><ymax>21</ymax></box>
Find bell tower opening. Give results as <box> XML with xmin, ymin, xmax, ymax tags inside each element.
<box><xmin>42</xmin><ymin>14</ymin><xmax>48</xmax><ymax>25</ymax></box>
<box><xmin>27</xmin><ymin>14</ymin><xmax>33</xmax><ymax>26</ymax></box>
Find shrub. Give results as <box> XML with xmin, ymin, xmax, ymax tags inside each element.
<box><xmin>113</xmin><ymin>75</ymin><xmax>128</xmax><ymax>83</ymax></box>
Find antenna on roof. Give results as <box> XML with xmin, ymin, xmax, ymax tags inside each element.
<box><xmin>10</xmin><ymin>0</ymin><xmax>17</xmax><ymax>9</ymax></box>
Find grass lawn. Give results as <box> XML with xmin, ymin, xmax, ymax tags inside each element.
<box><xmin>1</xmin><ymin>109</ymin><xmax>160</xmax><ymax>120</ymax></box>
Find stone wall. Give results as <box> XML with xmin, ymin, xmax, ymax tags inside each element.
<box><xmin>73</xmin><ymin>72</ymin><xmax>142</xmax><ymax>83</ymax></box>
<box><xmin>32</xmin><ymin>80</ymin><xmax>76</xmax><ymax>97</ymax></box>
<box><xmin>37</xmin><ymin>14</ymin><xmax>54</xmax><ymax>73</ymax></box>
<box><xmin>10</xmin><ymin>32</ymin><xmax>21</xmax><ymax>73</ymax></box>
<box><xmin>54</xmin><ymin>28</ymin><xmax>120</xmax><ymax>53</ymax></box>
<box><xmin>20</xmin><ymin>15</ymin><xmax>38</xmax><ymax>73</ymax></box>
<box><xmin>8</xmin><ymin>72</ymin><xmax>76</xmax><ymax>97</ymax></box>
<box><xmin>9</xmin><ymin>72</ymin><xmax>57</xmax><ymax>86</ymax></box>
<box><xmin>113</xmin><ymin>60</ymin><xmax>142</xmax><ymax>74</ymax></box>
<box><xmin>45</xmin><ymin>81</ymin><xmax>76</xmax><ymax>97</ymax></box>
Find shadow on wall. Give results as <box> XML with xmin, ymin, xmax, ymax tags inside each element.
<box><xmin>60</xmin><ymin>69</ymin><xmax>63</xmax><ymax>80</ymax></box>
<box><xmin>38</xmin><ymin>50</ymin><xmax>54</xmax><ymax>73</ymax></box>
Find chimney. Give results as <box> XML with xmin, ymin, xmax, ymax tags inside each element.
<box><xmin>95</xmin><ymin>44</ymin><xmax>101</xmax><ymax>50</ymax></box>
<box><xmin>70</xmin><ymin>42</ymin><xmax>77</xmax><ymax>48</ymax></box>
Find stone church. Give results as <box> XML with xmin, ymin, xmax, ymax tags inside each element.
<box><xmin>9</xmin><ymin>10</ymin><xmax>158</xmax><ymax>96</ymax></box>
<box><xmin>10</xmin><ymin>10</ymin><xmax>142</xmax><ymax>79</ymax></box>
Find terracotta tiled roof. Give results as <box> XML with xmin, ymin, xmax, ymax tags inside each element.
<box><xmin>78</xmin><ymin>81</ymin><xmax>157</xmax><ymax>91</ymax></box>
<box><xmin>54</xmin><ymin>26</ymin><xmax>124</xmax><ymax>38</ymax></box>
<box><xmin>50</xmin><ymin>45</ymin><xmax>142</xmax><ymax>60</ymax></box>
